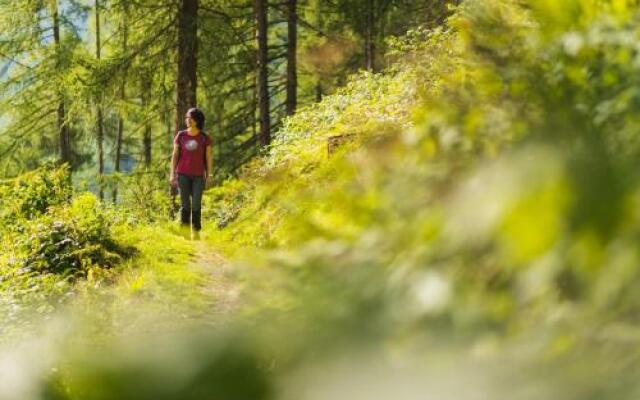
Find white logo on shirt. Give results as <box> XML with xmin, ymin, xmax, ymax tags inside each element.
<box><xmin>186</xmin><ymin>139</ymin><xmax>198</xmax><ymax>151</ymax></box>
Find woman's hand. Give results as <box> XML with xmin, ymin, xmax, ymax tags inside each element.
<box><xmin>170</xmin><ymin>173</ymin><xmax>177</xmax><ymax>188</ymax></box>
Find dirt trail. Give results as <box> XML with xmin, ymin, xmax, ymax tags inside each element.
<box><xmin>190</xmin><ymin>239</ymin><xmax>242</xmax><ymax>319</ymax></box>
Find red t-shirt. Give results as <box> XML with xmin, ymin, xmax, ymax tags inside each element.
<box><xmin>174</xmin><ymin>130</ymin><xmax>211</xmax><ymax>176</ymax></box>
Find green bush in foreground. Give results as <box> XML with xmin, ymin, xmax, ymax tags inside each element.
<box><xmin>183</xmin><ymin>0</ymin><xmax>640</xmax><ymax>398</ymax></box>
<box><xmin>0</xmin><ymin>167</ymin><xmax>134</xmax><ymax>332</ymax></box>
<box><xmin>0</xmin><ymin>163</ymin><xmax>72</xmax><ymax>227</ymax></box>
<box><xmin>204</xmin><ymin>0</ymin><xmax>640</xmax><ymax>337</ymax></box>
<box><xmin>14</xmin><ymin>193</ymin><xmax>131</xmax><ymax>277</ymax></box>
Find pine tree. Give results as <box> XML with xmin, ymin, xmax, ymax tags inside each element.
<box><xmin>176</xmin><ymin>0</ymin><xmax>199</xmax><ymax>133</ymax></box>
<box><xmin>95</xmin><ymin>0</ymin><xmax>105</xmax><ymax>199</ymax></box>
<box><xmin>255</xmin><ymin>0</ymin><xmax>271</xmax><ymax>146</ymax></box>
<box><xmin>286</xmin><ymin>0</ymin><xmax>297</xmax><ymax>115</ymax></box>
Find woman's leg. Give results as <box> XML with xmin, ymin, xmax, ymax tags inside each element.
<box><xmin>178</xmin><ymin>174</ymin><xmax>193</xmax><ymax>226</ymax></box>
<box><xmin>191</xmin><ymin>176</ymin><xmax>205</xmax><ymax>231</ymax></box>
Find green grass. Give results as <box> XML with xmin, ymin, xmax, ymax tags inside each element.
<box><xmin>67</xmin><ymin>223</ymin><xmax>227</xmax><ymax>339</ymax></box>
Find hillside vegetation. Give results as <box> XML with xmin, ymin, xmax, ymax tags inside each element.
<box><xmin>3</xmin><ymin>0</ymin><xmax>640</xmax><ymax>398</ymax></box>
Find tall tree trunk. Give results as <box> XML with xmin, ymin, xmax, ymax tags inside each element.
<box><xmin>252</xmin><ymin>19</ymin><xmax>258</xmax><ymax>147</ymax></box>
<box><xmin>52</xmin><ymin>1</ymin><xmax>70</xmax><ymax>166</ymax></box>
<box><xmin>166</xmin><ymin>106</ymin><xmax>173</xmax><ymax>149</ymax></box>
<box><xmin>315</xmin><ymin>81</ymin><xmax>322</xmax><ymax>102</ymax></box>
<box><xmin>255</xmin><ymin>0</ymin><xmax>270</xmax><ymax>146</ymax></box>
<box><xmin>364</xmin><ymin>0</ymin><xmax>375</xmax><ymax>71</ymax></box>
<box><xmin>113</xmin><ymin>4</ymin><xmax>129</xmax><ymax>203</ymax></box>
<box><xmin>286</xmin><ymin>0</ymin><xmax>297</xmax><ymax>116</ymax></box>
<box><xmin>143</xmin><ymin>122</ymin><xmax>152</xmax><ymax>167</ymax></box>
<box><xmin>175</xmin><ymin>0</ymin><xmax>198</xmax><ymax>133</ymax></box>
<box><xmin>313</xmin><ymin>0</ymin><xmax>323</xmax><ymax>103</ymax></box>
<box><xmin>95</xmin><ymin>0</ymin><xmax>105</xmax><ymax>200</ymax></box>
<box><xmin>252</xmin><ymin>83</ymin><xmax>258</xmax><ymax>145</ymax></box>
<box><xmin>142</xmin><ymin>73</ymin><xmax>152</xmax><ymax>167</ymax></box>
<box><xmin>216</xmin><ymin>101</ymin><xmax>223</xmax><ymax>171</ymax></box>
<box><xmin>112</xmin><ymin>113</ymin><xmax>122</xmax><ymax>202</ymax></box>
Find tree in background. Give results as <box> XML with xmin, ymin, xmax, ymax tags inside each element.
<box><xmin>176</xmin><ymin>0</ymin><xmax>199</xmax><ymax>133</ymax></box>
<box><xmin>95</xmin><ymin>0</ymin><xmax>105</xmax><ymax>199</ymax></box>
<box><xmin>331</xmin><ymin>0</ymin><xmax>456</xmax><ymax>71</ymax></box>
<box><xmin>287</xmin><ymin>0</ymin><xmax>297</xmax><ymax>115</ymax></box>
<box><xmin>53</xmin><ymin>0</ymin><xmax>73</xmax><ymax>164</ymax></box>
<box><xmin>255</xmin><ymin>0</ymin><xmax>270</xmax><ymax>146</ymax></box>
<box><xmin>0</xmin><ymin>0</ymin><xmax>84</xmax><ymax>174</ymax></box>
<box><xmin>112</xmin><ymin>0</ymin><xmax>129</xmax><ymax>202</ymax></box>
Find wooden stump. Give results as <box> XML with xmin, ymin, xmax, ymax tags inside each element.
<box><xmin>328</xmin><ymin>134</ymin><xmax>355</xmax><ymax>155</ymax></box>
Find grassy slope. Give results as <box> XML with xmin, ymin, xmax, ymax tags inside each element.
<box><xmin>201</xmin><ymin>30</ymin><xmax>452</xmax><ymax>255</ymax></box>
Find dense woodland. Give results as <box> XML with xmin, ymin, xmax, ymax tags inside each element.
<box><xmin>4</xmin><ymin>0</ymin><xmax>640</xmax><ymax>398</ymax></box>
<box><xmin>0</xmin><ymin>0</ymin><xmax>454</xmax><ymax>186</ymax></box>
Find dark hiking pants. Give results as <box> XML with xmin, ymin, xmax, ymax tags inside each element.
<box><xmin>178</xmin><ymin>174</ymin><xmax>204</xmax><ymax>231</ymax></box>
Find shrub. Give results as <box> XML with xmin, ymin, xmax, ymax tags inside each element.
<box><xmin>204</xmin><ymin>179</ymin><xmax>249</xmax><ymax>229</ymax></box>
<box><xmin>116</xmin><ymin>166</ymin><xmax>174</xmax><ymax>224</ymax></box>
<box><xmin>13</xmin><ymin>193</ymin><xmax>132</xmax><ymax>278</ymax></box>
<box><xmin>0</xmin><ymin>163</ymin><xmax>72</xmax><ymax>228</ymax></box>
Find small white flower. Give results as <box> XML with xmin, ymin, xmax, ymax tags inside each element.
<box><xmin>412</xmin><ymin>271</ymin><xmax>451</xmax><ymax>314</ymax></box>
<box><xmin>562</xmin><ymin>32</ymin><xmax>584</xmax><ymax>56</ymax></box>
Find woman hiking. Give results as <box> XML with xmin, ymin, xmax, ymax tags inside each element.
<box><xmin>170</xmin><ymin>107</ymin><xmax>213</xmax><ymax>232</ymax></box>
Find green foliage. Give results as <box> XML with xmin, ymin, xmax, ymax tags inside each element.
<box><xmin>207</xmin><ymin>178</ymin><xmax>249</xmax><ymax>229</ymax></box>
<box><xmin>203</xmin><ymin>24</ymin><xmax>457</xmax><ymax>254</ymax></box>
<box><xmin>188</xmin><ymin>3</ymin><xmax>640</xmax><ymax>396</ymax></box>
<box><xmin>11</xmin><ymin>1</ymin><xmax>640</xmax><ymax>399</ymax></box>
<box><xmin>52</xmin><ymin>336</ymin><xmax>272</xmax><ymax>400</ymax></box>
<box><xmin>0</xmin><ymin>163</ymin><xmax>72</xmax><ymax>224</ymax></box>
<box><xmin>14</xmin><ymin>193</ymin><xmax>130</xmax><ymax>277</ymax></box>
<box><xmin>115</xmin><ymin>166</ymin><xmax>174</xmax><ymax>224</ymax></box>
<box><xmin>0</xmin><ymin>167</ymin><xmax>135</xmax><ymax>337</ymax></box>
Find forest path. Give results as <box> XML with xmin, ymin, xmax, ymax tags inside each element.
<box><xmin>188</xmin><ymin>237</ymin><xmax>242</xmax><ymax>320</ymax></box>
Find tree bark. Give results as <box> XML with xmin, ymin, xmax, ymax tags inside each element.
<box><xmin>166</xmin><ymin>107</ymin><xmax>173</xmax><ymax>149</ymax></box>
<box><xmin>364</xmin><ymin>0</ymin><xmax>375</xmax><ymax>71</ymax></box>
<box><xmin>142</xmin><ymin>73</ymin><xmax>152</xmax><ymax>167</ymax></box>
<box><xmin>252</xmin><ymin>17</ymin><xmax>258</xmax><ymax>148</ymax></box>
<box><xmin>256</xmin><ymin>0</ymin><xmax>271</xmax><ymax>147</ymax></box>
<box><xmin>313</xmin><ymin>0</ymin><xmax>323</xmax><ymax>103</ymax></box>
<box><xmin>113</xmin><ymin>4</ymin><xmax>128</xmax><ymax>203</ymax></box>
<box><xmin>95</xmin><ymin>0</ymin><xmax>105</xmax><ymax>200</ymax></box>
<box><xmin>175</xmin><ymin>0</ymin><xmax>198</xmax><ymax>133</ymax></box>
<box><xmin>286</xmin><ymin>0</ymin><xmax>297</xmax><ymax>116</ymax></box>
<box><xmin>315</xmin><ymin>80</ymin><xmax>322</xmax><ymax>102</ymax></box>
<box><xmin>52</xmin><ymin>1</ymin><xmax>70</xmax><ymax>166</ymax></box>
